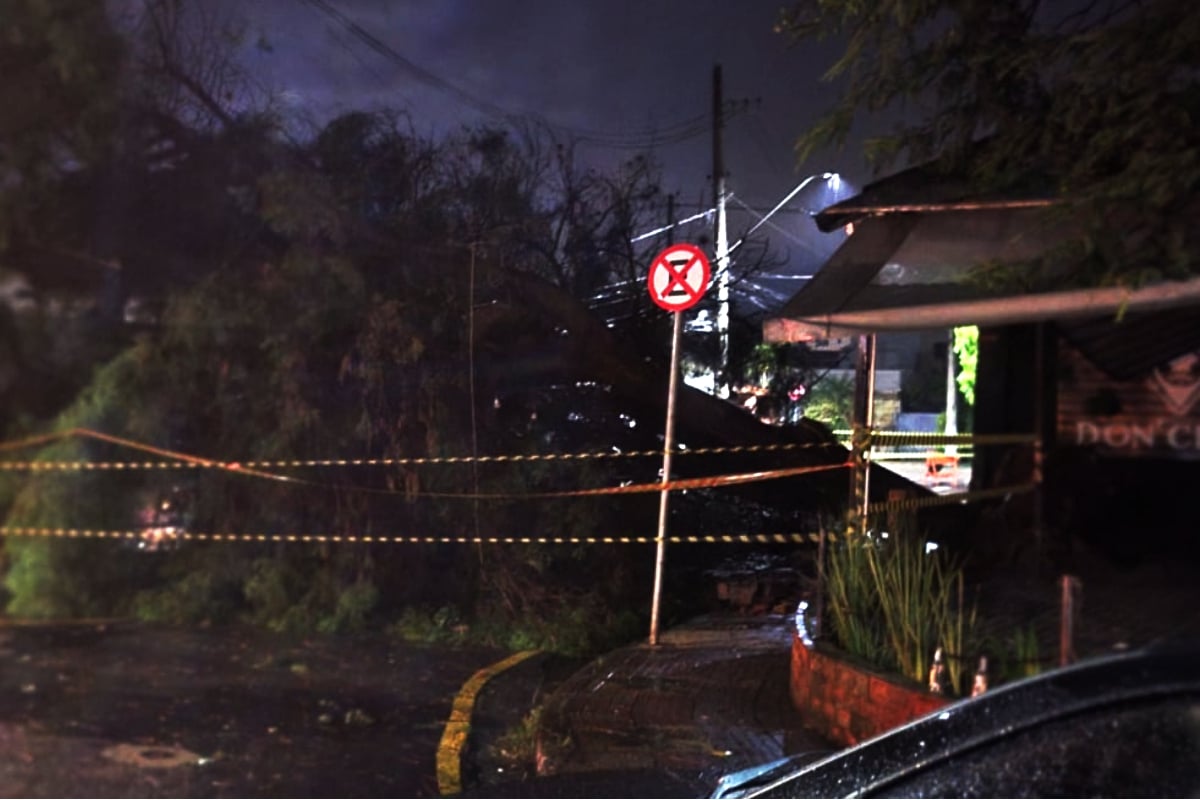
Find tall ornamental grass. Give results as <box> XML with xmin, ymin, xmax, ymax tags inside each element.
<box><xmin>825</xmin><ymin>529</ymin><xmax>975</xmax><ymax>692</ymax></box>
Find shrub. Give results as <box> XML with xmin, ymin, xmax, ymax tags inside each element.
<box><xmin>134</xmin><ymin>567</ymin><xmax>241</xmax><ymax>625</ymax></box>
<box><xmin>803</xmin><ymin>375</ymin><xmax>854</xmax><ymax>431</ymax></box>
<box><xmin>388</xmin><ymin>606</ymin><xmax>467</xmax><ymax>645</ymax></box>
<box><xmin>388</xmin><ymin>600</ymin><xmax>642</xmax><ymax>658</ymax></box>
<box><xmin>318</xmin><ymin>579</ymin><xmax>380</xmax><ymax>633</ymax></box>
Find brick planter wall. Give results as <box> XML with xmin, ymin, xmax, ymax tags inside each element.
<box><xmin>790</xmin><ymin>632</ymin><xmax>950</xmax><ymax>747</ymax></box>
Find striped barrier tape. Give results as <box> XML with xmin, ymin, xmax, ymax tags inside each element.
<box><xmin>0</xmin><ymin>483</ymin><xmax>1033</xmax><ymax>547</ymax></box>
<box><xmin>0</xmin><ymin>427</ymin><xmax>844</xmax><ymax>472</ymax></box>
<box><xmin>837</xmin><ymin>431</ymin><xmax>1038</xmax><ymax>447</ymax></box>
<box><xmin>2</xmin><ymin>440</ymin><xmax>852</xmax><ymax>500</ymax></box>
<box><xmin>865</xmin><ymin>483</ymin><xmax>1036</xmax><ymax>514</ymax></box>
<box><xmin>0</xmin><ymin>526</ymin><xmax>836</xmax><ymax>545</ymax></box>
<box><xmin>420</xmin><ymin>461</ymin><xmax>851</xmax><ymax>499</ymax></box>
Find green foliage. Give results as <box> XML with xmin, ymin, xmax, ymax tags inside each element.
<box><xmin>241</xmin><ymin>557</ymin><xmax>380</xmax><ymax>635</ymax></box>
<box><xmin>824</xmin><ymin>531</ymin><xmax>892</xmax><ymax>668</ymax></box>
<box><xmin>389</xmin><ymin>600</ymin><xmax>642</xmax><ymax>658</ymax></box>
<box><xmin>145</xmin><ymin>551</ymin><xmax>380</xmax><ymax>635</ymax></box>
<box><xmin>0</xmin><ymin>7</ymin><xmax>665</xmax><ymax>636</ymax></box>
<box><xmin>803</xmin><ymin>375</ymin><xmax>854</xmax><ymax>431</ymax></box>
<box><xmin>952</xmin><ymin>326</ymin><xmax>979</xmax><ymax>406</ymax></box>
<box><xmin>482</xmin><ymin>602</ymin><xmax>642</xmax><ymax>657</ymax></box>
<box><xmin>743</xmin><ymin>343</ymin><xmax>781</xmax><ymax>388</ymax></box>
<box><xmin>320</xmin><ymin>579</ymin><xmax>380</xmax><ymax>634</ymax></box>
<box><xmin>2</xmin><ymin>351</ymin><xmax>168</xmax><ymax>617</ymax></box>
<box><xmin>1009</xmin><ymin>623</ymin><xmax>1042</xmax><ymax>680</ymax></box>
<box><xmin>492</xmin><ymin>707</ymin><xmax>543</xmax><ymax>767</ymax></box>
<box><xmin>824</xmin><ymin>526</ymin><xmax>976</xmax><ymax>691</ymax></box>
<box><xmin>0</xmin><ymin>0</ymin><xmax>124</xmax><ymax>182</ymax></box>
<box><xmin>388</xmin><ymin>606</ymin><xmax>468</xmax><ymax>645</ymax></box>
<box><xmin>133</xmin><ymin>549</ymin><xmax>244</xmax><ymax>625</ymax></box>
<box><xmin>4</xmin><ymin>537</ymin><xmax>154</xmax><ymax>618</ymax></box>
<box><xmin>777</xmin><ymin>0</ymin><xmax>1200</xmax><ymax>286</ymax></box>
<box><xmin>971</xmin><ymin>622</ymin><xmax>1044</xmax><ymax>687</ymax></box>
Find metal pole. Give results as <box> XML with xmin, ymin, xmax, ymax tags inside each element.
<box><xmin>858</xmin><ymin>334</ymin><xmax>877</xmax><ymax>522</ymax></box>
<box><xmin>945</xmin><ymin>329</ymin><xmax>958</xmax><ymax>456</ymax></box>
<box><xmin>1033</xmin><ymin>322</ymin><xmax>1046</xmax><ymax>553</ymax></box>
<box><xmin>1059</xmin><ymin>574</ymin><xmax>1080</xmax><ymax>667</ymax></box>
<box><xmin>468</xmin><ymin>244</ymin><xmax>481</xmax><ymax>545</ymax></box>
<box><xmin>649</xmin><ymin>309</ymin><xmax>684</xmax><ymax>645</ymax></box>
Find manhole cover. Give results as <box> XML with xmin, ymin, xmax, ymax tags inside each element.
<box><xmin>101</xmin><ymin>743</ymin><xmax>203</xmax><ymax>769</ymax></box>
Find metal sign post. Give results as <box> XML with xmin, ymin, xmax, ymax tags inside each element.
<box><xmin>646</xmin><ymin>244</ymin><xmax>711</xmax><ymax>645</ymax></box>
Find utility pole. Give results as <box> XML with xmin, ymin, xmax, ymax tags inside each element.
<box><xmin>712</xmin><ymin>64</ymin><xmax>731</xmax><ymax>399</ymax></box>
<box><xmin>667</xmin><ymin>194</ymin><xmax>675</xmax><ymax>247</ymax></box>
<box><xmin>852</xmin><ymin>333</ymin><xmax>877</xmax><ymax>525</ymax></box>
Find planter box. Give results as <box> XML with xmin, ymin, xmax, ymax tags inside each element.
<box><xmin>790</xmin><ymin>632</ymin><xmax>949</xmax><ymax>747</ymax></box>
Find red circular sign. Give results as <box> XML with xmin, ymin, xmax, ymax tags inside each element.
<box><xmin>647</xmin><ymin>244</ymin><xmax>712</xmax><ymax>312</ymax></box>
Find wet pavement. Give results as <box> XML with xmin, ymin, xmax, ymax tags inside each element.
<box><xmin>11</xmin><ymin>555</ymin><xmax>1183</xmax><ymax>799</ymax></box>
<box><xmin>1</xmin><ymin>614</ymin><xmax>819</xmax><ymax>798</ymax></box>
<box><xmin>0</xmin><ymin>621</ymin><xmax>508</xmax><ymax>797</ymax></box>
<box><xmin>468</xmin><ymin>612</ymin><xmax>833</xmax><ymax>797</ymax></box>
<box><xmin>461</xmin><ymin>551</ymin><xmax>1200</xmax><ymax>797</ymax></box>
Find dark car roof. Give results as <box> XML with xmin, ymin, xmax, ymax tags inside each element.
<box><xmin>742</xmin><ymin>640</ymin><xmax>1200</xmax><ymax>798</ymax></box>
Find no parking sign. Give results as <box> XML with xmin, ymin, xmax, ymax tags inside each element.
<box><xmin>647</xmin><ymin>244</ymin><xmax>711</xmax><ymax>312</ymax></box>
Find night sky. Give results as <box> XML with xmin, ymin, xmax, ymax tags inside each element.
<box><xmin>225</xmin><ymin>0</ymin><xmax>865</xmax><ymax>296</ymax></box>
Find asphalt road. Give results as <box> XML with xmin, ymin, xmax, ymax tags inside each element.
<box><xmin>0</xmin><ymin>621</ymin><xmax>510</xmax><ymax>798</ymax></box>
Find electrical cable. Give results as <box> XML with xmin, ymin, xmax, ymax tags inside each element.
<box><xmin>295</xmin><ymin>0</ymin><xmax>720</xmax><ymax>151</ymax></box>
<box><xmin>729</xmin><ymin>195</ymin><xmax>821</xmax><ymax>256</ymax></box>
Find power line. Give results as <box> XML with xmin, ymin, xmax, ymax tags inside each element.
<box><xmin>297</xmin><ymin>0</ymin><xmax>512</xmax><ymax>120</ymax></box>
<box><xmin>729</xmin><ymin>195</ymin><xmax>821</xmax><ymax>257</ymax></box>
<box><xmin>727</xmin><ymin>173</ymin><xmax>835</xmax><ymax>256</ymax></box>
<box><xmin>671</xmin><ymin>201</ymin><xmax>814</xmax><ymax>215</ymax></box>
<box><xmin>629</xmin><ymin>207</ymin><xmax>715</xmax><ymax>244</ymax></box>
<box><xmin>295</xmin><ymin>0</ymin><xmax>717</xmax><ymax>150</ymax></box>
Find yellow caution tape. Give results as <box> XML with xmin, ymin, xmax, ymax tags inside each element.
<box><xmin>866</xmin><ymin>483</ymin><xmax>1036</xmax><ymax>514</ymax></box>
<box><xmin>0</xmin><ymin>429</ymin><xmax>842</xmax><ymax>472</ymax></box>
<box><xmin>838</xmin><ymin>431</ymin><xmax>1038</xmax><ymax>447</ymax></box>
<box><xmin>0</xmin><ymin>526</ymin><xmax>833</xmax><ymax>545</ymax></box>
<box><xmin>1</xmin><ymin>434</ymin><xmax>852</xmax><ymax>499</ymax></box>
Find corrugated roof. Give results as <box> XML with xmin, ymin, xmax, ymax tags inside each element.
<box><xmin>1057</xmin><ymin>309</ymin><xmax>1200</xmax><ymax>381</ymax></box>
<box><xmin>767</xmin><ymin>166</ymin><xmax>1200</xmax><ymax>344</ymax></box>
<box><xmin>774</xmin><ymin>215</ymin><xmax>917</xmax><ymax>319</ymax></box>
<box><xmin>774</xmin><ymin>207</ymin><xmax>1067</xmax><ymax>321</ymax></box>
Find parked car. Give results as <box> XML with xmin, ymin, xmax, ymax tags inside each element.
<box><xmin>713</xmin><ymin>640</ymin><xmax>1200</xmax><ymax>798</ymax></box>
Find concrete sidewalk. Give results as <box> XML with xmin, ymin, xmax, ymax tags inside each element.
<box><xmin>532</xmin><ymin>612</ymin><xmax>832</xmax><ymax>793</ymax></box>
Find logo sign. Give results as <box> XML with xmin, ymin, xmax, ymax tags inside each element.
<box><xmin>1059</xmin><ymin>344</ymin><xmax>1200</xmax><ymax>458</ymax></box>
<box><xmin>647</xmin><ymin>244</ymin><xmax>711</xmax><ymax>312</ymax></box>
<box><xmin>1147</xmin><ymin>352</ymin><xmax>1200</xmax><ymax>416</ymax></box>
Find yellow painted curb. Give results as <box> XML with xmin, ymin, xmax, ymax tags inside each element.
<box><xmin>436</xmin><ymin>649</ymin><xmax>540</xmax><ymax>796</ymax></box>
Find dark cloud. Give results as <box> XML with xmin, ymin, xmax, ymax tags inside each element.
<box><xmin>228</xmin><ymin>0</ymin><xmax>863</xmax><ymax>284</ymax></box>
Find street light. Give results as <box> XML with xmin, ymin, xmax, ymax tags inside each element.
<box><xmin>726</xmin><ymin>172</ymin><xmax>837</xmax><ymax>256</ymax></box>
